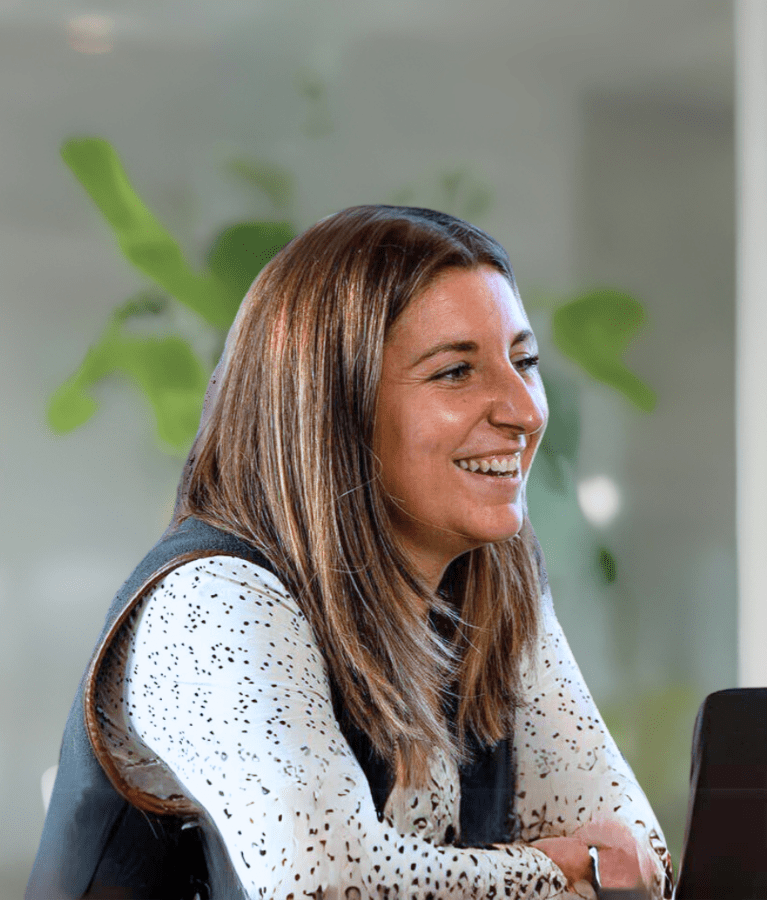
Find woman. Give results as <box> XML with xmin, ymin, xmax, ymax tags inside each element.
<box><xmin>28</xmin><ymin>205</ymin><xmax>673</xmax><ymax>899</ymax></box>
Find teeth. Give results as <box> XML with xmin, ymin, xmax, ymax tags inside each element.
<box><xmin>456</xmin><ymin>454</ymin><xmax>520</xmax><ymax>476</ymax></box>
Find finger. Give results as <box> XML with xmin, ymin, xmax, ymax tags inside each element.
<box><xmin>569</xmin><ymin>882</ymin><xmax>598</xmax><ymax>900</ymax></box>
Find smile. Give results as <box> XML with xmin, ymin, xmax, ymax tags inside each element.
<box><xmin>454</xmin><ymin>454</ymin><xmax>521</xmax><ymax>477</ymax></box>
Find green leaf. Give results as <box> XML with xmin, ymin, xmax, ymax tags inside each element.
<box><xmin>224</xmin><ymin>158</ymin><xmax>294</xmax><ymax>209</ymax></box>
<box><xmin>47</xmin><ymin>313</ymin><xmax>209</xmax><ymax>453</ymax></box>
<box><xmin>552</xmin><ymin>289</ymin><xmax>656</xmax><ymax>411</ymax></box>
<box><xmin>48</xmin><ymin>378</ymin><xmax>99</xmax><ymax>431</ymax></box>
<box><xmin>206</xmin><ymin>221</ymin><xmax>296</xmax><ymax>320</ymax></box>
<box><xmin>113</xmin><ymin>290</ymin><xmax>169</xmax><ymax>323</ymax></box>
<box><xmin>119</xmin><ymin>337</ymin><xmax>209</xmax><ymax>449</ymax></box>
<box><xmin>597</xmin><ymin>547</ymin><xmax>617</xmax><ymax>584</ymax></box>
<box><xmin>60</xmin><ymin>137</ymin><xmax>230</xmax><ymax>328</ymax></box>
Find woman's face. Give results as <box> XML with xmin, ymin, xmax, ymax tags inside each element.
<box><xmin>374</xmin><ymin>264</ymin><xmax>547</xmax><ymax>589</ymax></box>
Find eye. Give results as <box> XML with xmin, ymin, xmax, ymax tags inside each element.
<box><xmin>514</xmin><ymin>354</ymin><xmax>540</xmax><ymax>373</ymax></box>
<box><xmin>434</xmin><ymin>362</ymin><xmax>473</xmax><ymax>382</ymax></box>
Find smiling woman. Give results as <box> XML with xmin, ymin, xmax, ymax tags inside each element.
<box><xmin>27</xmin><ymin>206</ymin><xmax>673</xmax><ymax>899</ymax></box>
<box><xmin>375</xmin><ymin>266</ymin><xmax>547</xmax><ymax>589</ymax></box>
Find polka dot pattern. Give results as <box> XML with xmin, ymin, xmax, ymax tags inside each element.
<box><xmin>97</xmin><ymin>555</ymin><xmax>670</xmax><ymax>898</ymax></box>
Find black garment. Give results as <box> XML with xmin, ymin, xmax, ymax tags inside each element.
<box><xmin>26</xmin><ymin>517</ymin><xmax>516</xmax><ymax>899</ymax></box>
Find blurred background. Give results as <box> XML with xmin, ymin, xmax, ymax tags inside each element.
<box><xmin>1</xmin><ymin>0</ymin><xmax>736</xmax><ymax>895</ymax></box>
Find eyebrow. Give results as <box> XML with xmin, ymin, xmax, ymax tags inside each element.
<box><xmin>410</xmin><ymin>329</ymin><xmax>535</xmax><ymax>368</ymax></box>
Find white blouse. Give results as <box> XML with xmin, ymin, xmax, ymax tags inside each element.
<box><xmin>107</xmin><ymin>555</ymin><xmax>671</xmax><ymax>899</ymax></box>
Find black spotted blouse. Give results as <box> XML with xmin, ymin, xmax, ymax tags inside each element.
<box><xmin>105</xmin><ymin>556</ymin><xmax>672</xmax><ymax>899</ymax></box>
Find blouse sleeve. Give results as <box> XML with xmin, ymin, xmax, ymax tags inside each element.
<box><xmin>512</xmin><ymin>585</ymin><xmax>674</xmax><ymax>899</ymax></box>
<box><xmin>122</xmin><ymin>556</ymin><xmax>571</xmax><ymax>900</ymax></box>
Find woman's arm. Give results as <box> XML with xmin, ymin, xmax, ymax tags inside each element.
<box><xmin>122</xmin><ymin>556</ymin><xmax>571</xmax><ymax>899</ymax></box>
<box><xmin>511</xmin><ymin>585</ymin><xmax>674</xmax><ymax>899</ymax></box>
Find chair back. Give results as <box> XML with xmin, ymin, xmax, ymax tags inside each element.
<box><xmin>674</xmin><ymin>688</ymin><xmax>767</xmax><ymax>900</ymax></box>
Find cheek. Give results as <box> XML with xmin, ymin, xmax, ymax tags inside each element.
<box><xmin>377</xmin><ymin>404</ymin><xmax>449</xmax><ymax>492</ymax></box>
<box><xmin>374</xmin><ymin>403</ymin><xmax>415</xmax><ymax>493</ymax></box>
<box><xmin>536</xmin><ymin>381</ymin><xmax>549</xmax><ymax>427</ymax></box>
<box><xmin>405</xmin><ymin>406</ymin><xmax>460</xmax><ymax>469</ymax></box>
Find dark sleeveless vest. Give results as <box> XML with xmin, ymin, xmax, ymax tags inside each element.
<box><xmin>26</xmin><ymin>517</ymin><xmax>516</xmax><ymax>899</ymax></box>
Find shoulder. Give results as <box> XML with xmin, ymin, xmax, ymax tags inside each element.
<box><xmin>128</xmin><ymin>555</ymin><xmax>324</xmax><ymax>682</ymax></box>
<box><xmin>144</xmin><ymin>554</ymin><xmax>303</xmax><ymax>618</ymax></box>
<box><xmin>109</xmin><ymin>554</ymin><xmax>331</xmax><ymax>818</ymax></box>
<box><xmin>129</xmin><ymin>554</ymin><xmax>326</xmax><ymax>689</ymax></box>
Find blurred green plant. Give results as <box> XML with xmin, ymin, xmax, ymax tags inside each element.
<box><xmin>48</xmin><ymin>137</ymin><xmax>295</xmax><ymax>453</ymax></box>
<box><xmin>48</xmin><ymin>136</ymin><xmax>656</xmax><ymax>585</ymax></box>
<box><xmin>553</xmin><ymin>289</ymin><xmax>656</xmax><ymax>412</ymax></box>
<box><xmin>529</xmin><ymin>287</ymin><xmax>655</xmax><ymax>586</ymax></box>
<box><xmin>391</xmin><ymin>167</ymin><xmax>494</xmax><ymax>223</ymax></box>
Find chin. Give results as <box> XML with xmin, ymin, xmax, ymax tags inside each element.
<box><xmin>466</xmin><ymin>519</ymin><xmax>525</xmax><ymax>548</ymax></box>
<box><xmin>493</xmin><ymin>508</ymin><xmax>526</xmax><ymax>539</ymax></box>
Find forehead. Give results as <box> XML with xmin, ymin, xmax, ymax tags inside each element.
<box><xmin>389</xmin><ymin>265</ymin><xmax>529</xmax><ymax>344</ymax></box>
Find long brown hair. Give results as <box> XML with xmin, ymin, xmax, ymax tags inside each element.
<box><xmin>179</xmin><ymin>205</ymin><xmax>543</xmax><ymax>787</ymax></box>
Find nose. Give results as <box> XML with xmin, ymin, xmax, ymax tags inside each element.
<box><xmin>487</xmin><ymin>364</ymin><xmax>547</xmax><ymax>437</ymax></box>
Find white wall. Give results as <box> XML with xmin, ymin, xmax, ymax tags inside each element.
<box><xmin>736</xmin><ymin>0</ymin><xmax>767</xmax><ymax>687</ymax></box>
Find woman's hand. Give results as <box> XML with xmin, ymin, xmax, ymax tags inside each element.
<box><xmin>530</xmin><ymin>836</ymin><xmax>644</xmax><ymax>894</ymax></box>
<box><xmin>593</xmin><ymin>844</ymin><xmax>643</xmax><ymax>889</ymax></box>
<box><xmin>529</xmin><ymin>837</ymin><xmax>594</xmax><ymax>887</ymax></box>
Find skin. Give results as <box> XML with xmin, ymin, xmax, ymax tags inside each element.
<box><xmin>374</xmin><ymin>265</ymin><xmax>642</xmax><ymax>894</ymax></box>
<box><xmin>530</xmin><ymin>837</ymin><xmax>641</xmax><ymax>893</ymax></box>
<box><xmin>374</xmin><ymin>264</ymin><xmax>547</xmax><ymax>593</ymax></box>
